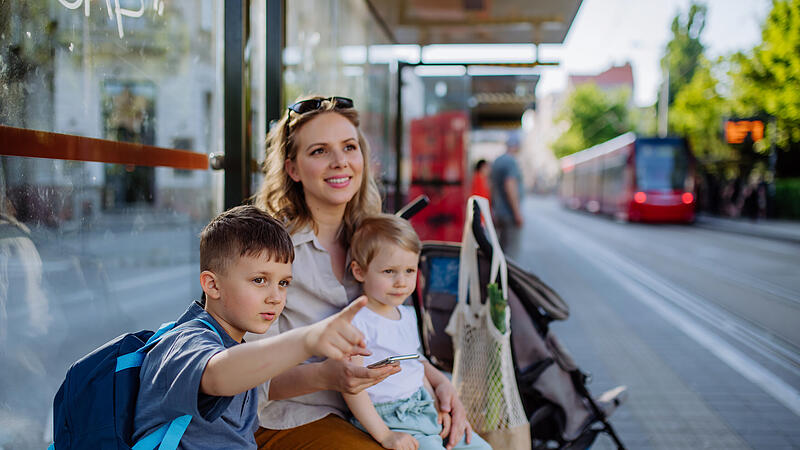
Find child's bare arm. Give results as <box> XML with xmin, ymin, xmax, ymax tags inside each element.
<box><xmin>201</xmin><ymin>297</ymin><xmax>370</xmax><ymax>397</ymax></box>
<box><xmin>424</xmin><ymin>369</ymin><xmax>451</xmax><ymax>439</ymax></box>
<box><xmin>343</xmin><ymin>356</ymin><xmax>418</xmax><ymax>450</ymax></box>
<box><xmin>343</xmin><ymin>390</ymin><xmax>393</xmax><ymax>443</ymax></box>
<box><xmin>423</xmin><ymin>375</ymin><xmax>435</xmax><ymax>398</ymax></box>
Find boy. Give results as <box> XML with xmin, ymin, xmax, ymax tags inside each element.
<box><xmin>132</xmin><ymin>205</ymin><xmax>370</xmax><ymax>448</ymax></box>
<box><xmin>344</xmin><ymin>214</ymin><xmax>491</xmax><ymax>450</ymax></box>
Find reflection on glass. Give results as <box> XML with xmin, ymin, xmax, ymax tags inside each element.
<box><xmin>0</xmin><ymin>2</ymin><xmax>223</xmax><ymax>447</ymax></box>
<box><xmin>283</xmin><ymin>0</ymin><xmax>395</xmax><ymax>193</ymax></box>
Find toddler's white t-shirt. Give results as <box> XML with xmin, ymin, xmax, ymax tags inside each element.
<box><xmin>351</xmin><ymin>305</ymin><xmax>425</xmax><ymax>404</ymax></box>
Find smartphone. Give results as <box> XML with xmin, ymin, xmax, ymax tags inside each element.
<box><xmin>366</xmin><ymin>354</ymin><xmax>419</xmax><ymax>369</ymax></box>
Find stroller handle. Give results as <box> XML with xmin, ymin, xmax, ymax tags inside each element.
<box><xmin>397</xmin><ymin>196</ymin><xmax>492</xmax><ymax>256</ymax></box>
<box><xmin>396</xmin><ymin>195</ymin><xmax>430</xmax><ymax>220</ymax></box>
<box><xmin>471</xmin><ymin>201</ymin><xmax>494</xmax><ymax>260</ymax></box>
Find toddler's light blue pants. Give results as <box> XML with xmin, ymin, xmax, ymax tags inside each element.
<box><xmin>353</xmin><ymin>387</ymin><xmax>492</xmax><ymax>450</ymax></box>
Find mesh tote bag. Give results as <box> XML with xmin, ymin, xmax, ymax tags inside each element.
<box><xmin>445</xmin><ymin>196</ymin><xmax>531</xmax><ymax>449</ymax></box>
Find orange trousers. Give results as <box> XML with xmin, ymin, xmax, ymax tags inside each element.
<box><xmin>255</xmin><ymin>414</ymin><xmax>383</xmax><ymax>449</ymax></box>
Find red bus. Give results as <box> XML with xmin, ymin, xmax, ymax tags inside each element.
<box><xmin>559</xmin><ymin>133</ymin><xmax>695</xmax><ymax>223</ymax></box>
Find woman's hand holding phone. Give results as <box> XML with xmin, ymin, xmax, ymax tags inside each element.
<box><xmin>366</xmin><ymin>354</ymin><xmax>420</xmax><ymax>369</ymax></box>
<box><xmin>320</xmin><ymin>358</ymin><xmax>401</xmax><ymax>395</ymax></box>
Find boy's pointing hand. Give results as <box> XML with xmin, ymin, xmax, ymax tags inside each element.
<box><xmin>305</xmin><ymin>296</ymin><xmax>370</xmax><ymax>361</ymax></box>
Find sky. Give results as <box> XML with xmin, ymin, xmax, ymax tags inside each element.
<box><xmin>415</xmin><ymin>0</ymin><xmax>773</xmax><ymax>107</ymax></box>
<box><xmin>537</xmin><ymin>0</ymin><xmax>773</xmax><ymax>106</ymax></box>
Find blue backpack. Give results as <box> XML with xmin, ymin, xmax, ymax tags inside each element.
<box><xmin>49</xmin><ymin>319</ymin><xmax>222</xmax><ymax>450</ymax></box>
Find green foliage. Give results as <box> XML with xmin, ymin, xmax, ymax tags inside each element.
<box><xmin>631</xmin><ymin>105</ymin><xmax>658</xmax><ymax>136</ymax></box>
<box><xmin>670</xmin><ymin>57</ymin><xmax>735</xmax><ymax>167</ymax></box>
<box><xmin>661</xmin><ymin>3</ymin><xmax>707</xmax><ymax>108</ymax></box>
<box><xmin>775</xmin><ymin>178</ymin><xmax>800</xmax><ymax>218</ymax></box>
<box><xmin>733</xmin><ymin>0</ymin><xmax>800</xmax><ymax>148</ymax></box>
<box><xmin>552</xmin><ymin>83</ymin><xmax>632</xmax><ymax>158</ymax></box>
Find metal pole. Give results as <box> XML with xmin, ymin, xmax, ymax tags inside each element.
<box><xmin>658</xmin><ymin>63</ymin><xmax>669</xmax><ymax>138</ymax></box>
<box><xmin>768</xmin><ymin>117</ymin><xmax>777</xmax><ymax>217</ymax></box>
<box><xmin>266</xmin><ymin>0</ymin><xmax>283</xmax><ymax>127</ymax></box>
<box><xmin>394</xmin><ymin>62</ymin><xmax>406</xmax><ymax>212</ymax></box>
<box><xmin>224</xmin><ymin>0</ymin><xmax>247</xmax><ymax>209</ymax></box>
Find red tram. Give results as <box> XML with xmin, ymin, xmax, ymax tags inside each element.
<box><xmin>559</xmin><ymin>133</ymin><xmax>695</xmax><ymax>223</ymax></box>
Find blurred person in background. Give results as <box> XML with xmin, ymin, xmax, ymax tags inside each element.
<box><xmin>490</xmin><ymin>133</ymin><xmax>524</xmax><ymax>250</ymax></box>
<box><xmin>470</xmin><ymin>159</ymin><xmax>491</xmax><ymax>201</ymax></box>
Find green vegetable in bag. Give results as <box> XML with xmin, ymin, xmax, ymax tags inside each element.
<box><xmin>485</xmin><ymin>283</ymin><xmax>507</xmax><ymax>429</ymax></box>
<box><xmin>488</xmin><ymin>283</ymin><xmax>507</xmax><ymax>333</ymax></box>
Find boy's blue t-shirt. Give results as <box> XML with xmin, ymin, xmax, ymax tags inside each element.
<box><xmin>132</xmin><ymin>301</ymin><xmax>258</xmax><ymax>449</ymax></box>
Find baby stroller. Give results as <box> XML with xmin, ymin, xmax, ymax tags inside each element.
<box><xmin>398</xmin><ymin>196</ymin><xmax>627</xmax><ymax>450</ymax></box>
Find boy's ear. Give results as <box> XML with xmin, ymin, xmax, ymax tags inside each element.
<box><xmin>200</xmin><ymin>270</ymin><xmax>221</xmax><ymax>300</ymax></box>
<box><xmin>350</xmin><ymin>260</ymin><xmax>366</xmax><ymax>283</ymax></box>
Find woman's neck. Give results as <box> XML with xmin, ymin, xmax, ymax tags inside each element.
<box><xmin>306</xmin><ymin>198</ymin><xmax>346</xmax><ymax>241</ymax></box>
<box><xmin>312</xmin><ymin>212</ymin><xmax>344</xmax><ymax>247</ymax></box>
<box><xmin>307</xmin><ymin>199</ymin><xmax>348</xmax><ymax>282</ymax></box>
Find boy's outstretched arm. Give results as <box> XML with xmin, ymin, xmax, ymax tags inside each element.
<box><xmin>201</xmin><ymin>297</ymin><xmax>370</xmax><ymax>397</ymax></box>
<box><xmin>266</xmin><ymin>357</ymin><xmax>400</xmax><ymax>400</ymax></box>
<box><xmin>343</xmin><ymin>356</ymin><xmax>419</xmax><ymax>450</ymax></box>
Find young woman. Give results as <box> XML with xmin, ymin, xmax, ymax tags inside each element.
<box><xmin>253</xmin><ymin>96</ymin><xmax>473</xmax><ymax>450</ymax></box>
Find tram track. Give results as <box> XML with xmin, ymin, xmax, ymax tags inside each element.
<box><xmin>631</xmin><ymin>228</ymin><xmax>800</xmax><ymax>310</ymax></box>
<box><xmin>532</xmin><ymin>206</ymin><xmax>800</xmax><ymax>417</ymax></box>
<box><xmin>545</xmin><ymin>204</ymin><xmax>800</xmax><ymax>346</ymax></box>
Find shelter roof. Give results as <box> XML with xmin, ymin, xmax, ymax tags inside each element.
<box><xmin>370</xmin><ymin>0</ymin><xmax>583</xmax><ymax>45</ymax></box>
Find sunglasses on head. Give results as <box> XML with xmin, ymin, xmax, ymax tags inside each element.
<box><xmin>287</xmin><ymin>96</ymin><xmax>354</xmax><ymax>115</ymax></box>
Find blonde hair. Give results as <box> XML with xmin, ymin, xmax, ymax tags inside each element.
<box><xmin>254</xmin><ymin>95</ymin><xmax>381</xmax><ymax>245</ymax></box>
<box><xmin>350</xmin><ymin>214</ymin><xmax>421</xmax><ymax>269</ymax></box>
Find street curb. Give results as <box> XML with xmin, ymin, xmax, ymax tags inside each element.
<box><xmin>693</xmin><ymin>217</ymin><xmax>800</xmax><ymax>245</ymax></box>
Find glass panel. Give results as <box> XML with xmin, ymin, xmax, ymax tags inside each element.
<box><xmin>636</xmin><ymin>142</ymin><xmax>689</xmax><ymax>191</ymax></box>
<box><xmin>283</xmin><ymin>0</ymin><xmax>395</xmax><ymax>202</ymax></box>
<box><xmin>0</xmin><ymin>2</ymin><xmax>224</xmax><ymax>447</ymax></box>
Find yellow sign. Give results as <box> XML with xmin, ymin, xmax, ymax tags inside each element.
<box><xmin>725</xmin><ymin>120</ymin><xmax>764</xmax><ymax>144</ymax></box>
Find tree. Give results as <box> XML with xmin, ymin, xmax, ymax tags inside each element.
<box><xmin>552</xmin><ymin>83</ymin><xmax>631</xmax><ymax>158</ymax></box>
<box><xmin>660</xmin><ymin>3</ymin><xmax>707</xmax><ymax>113</ymax></box>
<box><xmin>733</xmin><ymin>0</ymin><xmax>800</xmax><ymax>149</ymax></box>
<box><xmin>670</xmin><ymin>57</ymin><xmax>735</xmax><ymax>171</ymax></box>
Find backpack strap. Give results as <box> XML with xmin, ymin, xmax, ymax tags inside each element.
<box><xmin>115</xmin><ymin>321</ymin><xmax>177</xmax><ymax>372</ymax></box>
<box><xmin>146</xmin><ymin>321</ymin><xmax>180</xmax><ymax>346</ymax></box>
<box><xmin>158</xmin><ymin>415</ymin><xmax>193</xmax><ymax>450</ymax></box>
<box><xmin>142</xmin><ymin>318</ymin><xmax>223</xmax><ymax>352</ymax></box>
<box><xmin>127</xmin><ymin>318</ymin><xmax>223</xmax><ymax>448</ymax></box>
<box><xmin>115</xmin><ymin>319</ymin><xmax>223</xmax><ymax>372</ymax></box>
<box><xmin>131</xmin><ymin>414</ymin><xmax>192</xmax><ymax>450</ymax></box>
<box><xmin>191</xmin><ymin>319</ymin><xmax>223</xmax><ymax>343</ymax></box>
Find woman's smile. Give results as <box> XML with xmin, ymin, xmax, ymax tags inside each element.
<box><xmin>325</xmin><ymin>175</ymin><xmax>352</xmax><ymax>187</ymax></box>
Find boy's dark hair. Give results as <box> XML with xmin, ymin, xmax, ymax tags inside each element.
<box><xmin>200</xmin><ymin>205</ymin><xmax>294</xmax><ymax>273</ymax></box>
<box><xmin>474</xmin><ymin>159</ymin><xmax>487</xmax><ymax>171</ymax></box>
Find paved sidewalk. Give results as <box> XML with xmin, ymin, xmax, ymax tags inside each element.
<box><xmin>694</xmin><ymin>214</ymin><xmax>800</xmax><ymax>244</ymax></box>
